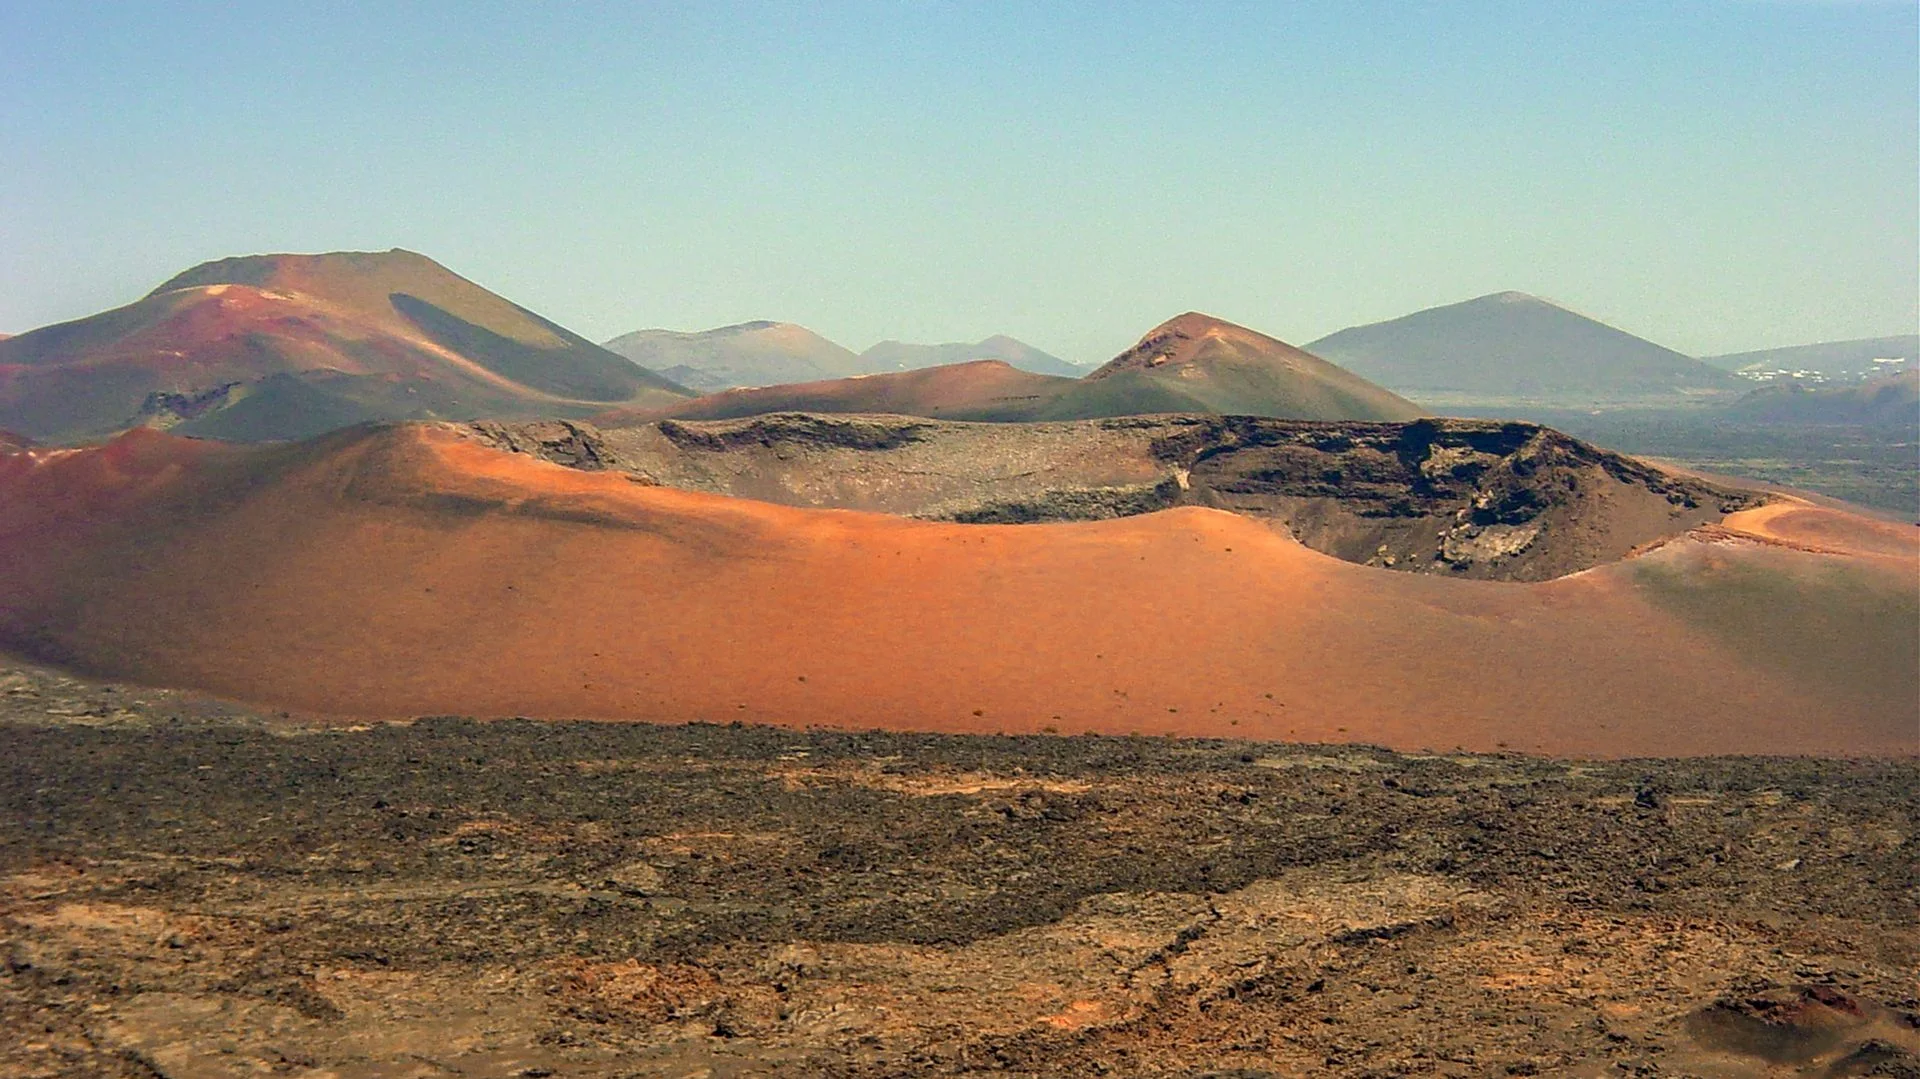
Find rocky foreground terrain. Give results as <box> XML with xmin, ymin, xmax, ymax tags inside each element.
<box><xmin>2</xmin><ymin>659</ymin><xmax>1915</xmax><ymax>1077</ymax></box>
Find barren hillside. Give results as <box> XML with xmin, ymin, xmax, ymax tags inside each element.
<box><xmin>0</xmin><ymin>423</ymin><xmax>1910</xmax><ymax>757</ymax></box>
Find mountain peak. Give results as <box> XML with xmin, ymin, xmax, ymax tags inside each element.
<box><xmin>1</xmin><ymin>248</ymin><xmax>688</xmax><ymax>442</ymax></box>
<box><xmin>853</xmin><ymin>335</ymin><xmax>1082</xmax><ymax>378</ymax></box>
<box><xmin>1306</xmin><ymin>292</ymin><xmax>1735</xmax><ymax>400</ymax></box>
<box><xmin>1143</xmin><ymin>311</ymin><xmax>1248</xmax><ymax>339</ymax></box>
<box><xmin>1445</xmin><ymin>291</ymin><xmax>1570</xmax><ymax>314</ymax></box>
<box><xmin>603</xmin><ymin>320</ymin><xmax>862</xmax><ymax>391</ymax></box>
<box><xmin>1072</xmin><ymin>313</ymin><xmax>1420</xmax><ymax>421</ymax></box>
<box><xmin>149</xmin><ymin>249</ymin><xmax>443</xmax><ymax>298</ymax></box>
<box><xmin>1097</xmin><ymin>312</ymin><xmax>1287</xmax><ymax>376</ymax></box>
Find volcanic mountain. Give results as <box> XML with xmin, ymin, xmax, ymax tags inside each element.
<box><xmin>0</xmin><ymin>249</ymin><xmax>691</xmax><ymax>443</ymax></box>
<box><xmin>1</xmin><ymin>420</ymin><xmax>1910</xmax><ymax>757</ymax></box>
<box><xmin>1071</xmin><ymin>312</ymin><xmax>1422</xmax><ymax>421</ymax></box>
<box><xmin>604</xmin><ymin>321</ymin><xmax>864</xmax><ymax>392</ymax></box>
<box><xmin>1307</xmin><ymin>292</ymin><xmax>1740</xmax><ymax>404</ymax></box>
<box><xmin>860</xmin><ymin>335</ymin><xmax>1084</xmax><ymax>377</ymax></box>
<box><xmin>617</xmin><ymin>313</ymin><xmax>1420</xmax><ymax>425</ymax></box>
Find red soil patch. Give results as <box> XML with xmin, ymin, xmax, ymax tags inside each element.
<box><xmin>0</xmin><ymin>426</ymin><xmax>1912</xmax><ymax>757</ymax></box>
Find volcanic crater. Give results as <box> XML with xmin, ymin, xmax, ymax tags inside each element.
<box><xmin>468</xmin><ymin>412</ymin><xmax>1764</xmax><ymax>582</ymax></box>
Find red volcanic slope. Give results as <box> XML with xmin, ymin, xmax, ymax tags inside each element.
<box><xmin>5</xmin><ymin>285</ymin><xmax>560</xmax><ymax>444</ymax></box>
<box><xmin>1085</xmin><ymin>312</ymin><xmax>1311</xmax><ymax>376</ymax></box>
<box><xmin>0</xmin><ymin>425</ymin><xmax>1913</xmax><ymax>758</ymax></box>
<box><xmin>148</xmin><ymin>250</ymin><xmax>536</xmax><ymax>342</ymax></box>
<box><xmin>1077</xmin><ymin>312</ymin><xmax>1424</xmax><ymax>421</ymax></box>
<box><xmin>0</xmin><ymin>250</ymin><xmax>687</xmax><ymax>442</ymax></box>
<box><xmin>608</xmin><ymin>359</ymin><xmax>1076</xmax><ymax>424</ymax></box>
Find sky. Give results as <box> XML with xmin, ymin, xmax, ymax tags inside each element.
<box><xmin>2</xmin><ymin>2</ymin><xmax>1915</xmax><ymax>363</ymax></box>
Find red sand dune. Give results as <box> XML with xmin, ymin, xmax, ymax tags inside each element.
<box><xmin>1</xmin><ymin>425</ymin><xmax>1913</xmax><ymax>757</ymax></box>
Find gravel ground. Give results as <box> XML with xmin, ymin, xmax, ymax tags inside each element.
<box><xmin>2</xmin><ymin>659</ymin><xmax>1915</xmax><ymax>1077</ymax></box>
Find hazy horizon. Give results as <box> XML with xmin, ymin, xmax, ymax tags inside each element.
<box><xmin>4</xmin><ymin>2</ymin><xmax>1915</xmax><ymax>364</ymax></box>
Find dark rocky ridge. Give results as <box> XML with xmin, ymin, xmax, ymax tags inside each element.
<box><xmin>462</xmin><ymin>413</ymin><xmax>1763</xmax><ymax>582</ymax></box>
<box><xmin>465</xmin><ymin>419</ymin><xmax>630</xmax><ymax>472</ymax></box>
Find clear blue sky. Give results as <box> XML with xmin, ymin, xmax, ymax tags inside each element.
<box><xmin>3</xmin><ymin>1</ymin><xmax>1914</xmax><ymax>362</ymax></box>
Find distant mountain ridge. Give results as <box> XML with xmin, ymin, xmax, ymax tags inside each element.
<box><xmin>604</xmin><ymin>321</ymin><xmax>865</xmax><ymax>392</ymax></box>
<box><xmin>611</xmin><ymin>312</ymin><xmax>1420</xmax><ymax>425</ymax></box>
<box><xmin>1701</xmin><ymin>335</ymin><xmax>1919</xmax><ymax>377</ymax></box>
<box><xmin>1307</xmin><ymin>291</ymin><xmax>1739</xmax><ymax>403</ymax></box>
<box><xmin>606</xmin><ymin>323</ymin><xmax>1082</xmax><ymax>389</ymax></box>
<box><xmin>0</xmin><ymin>249</ymin><xmax>691</xmax><ymax>443</ymax></box>
<box><xmin>859</xmin><ymin>336</ymin><xmax>1084</xmax><ymax>377</ymax></box>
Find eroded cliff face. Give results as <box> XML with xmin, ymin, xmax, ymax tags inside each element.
<box><xmin>460</xmin><ymin>413</ymin><xmax>1762</xmax><ymax>582</ymax></box>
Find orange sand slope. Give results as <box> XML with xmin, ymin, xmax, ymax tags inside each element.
<box><xmin>1</xmin><ymin>425</ymin><xmax>1913</xmax><ymax>758</ymax></box>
